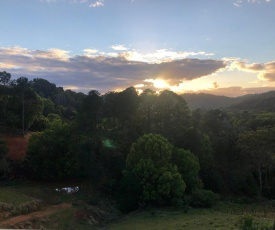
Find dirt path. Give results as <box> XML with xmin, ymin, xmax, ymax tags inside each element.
<box><xmin>0</xmin><ymin>203</ymin><xmax>72</xmax><ymax>227</ymax></box>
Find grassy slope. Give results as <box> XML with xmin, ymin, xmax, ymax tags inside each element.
<box><xmin>106</xmin><ymin>205</ymin><xmax>274</xmax><ymax>230</ymax></box>
<box><xmin>0</xmin><ymin>188</ymin><xmax>32</xmax><ymax>205</ymax></box>
<box><xmin>1</xmin><ymin>183</ymin><xmax>274</xmax><ymax>230</ymax></box>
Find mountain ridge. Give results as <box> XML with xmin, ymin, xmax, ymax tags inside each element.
<box><xmin>182</xmin><ymin>91</ymin><xmax>275</xmax><ymax>111</ymax></box>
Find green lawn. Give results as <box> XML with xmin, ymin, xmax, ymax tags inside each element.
<box><xmin>1</xmin><ymin>182</ymin><xmax>275</xmax><ymax>230</ymax></box>
<box><xmin>105</xmin><ymin>207</ymin><xmax>274</xmax><ymax>230</ymax></box>
<box><xmin>0</xmin><ymin>187</ymin><xmax>33</xmax><ymax>205</ymax></box>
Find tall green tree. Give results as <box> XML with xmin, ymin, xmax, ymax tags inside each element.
<box><xmin>77</xmin><ymin>90</ymin><xmax>103</xmax><ymax>136</ymax></box>
<box><xmin>11</xmin><ymin>77</ymin><xmax>30</xmax><ymax>135</ymax></box>
<box><xmin>119</xmin><ymin>134</ymin><xmax>185</xmax><ymax>211</ymax></box>
<box><xmin>0</xmin><ymin>71</ymin><xmax>11</xmax><ymax>86</ymax></box>
<box><xmin>26</xmin><ymin>120</ymin><xmax>77</xmax><ymax>179</ymax></box>
<box><xmin>0</xmin><ymin>139</ymin><xmax>9</xmax><ymax>180</ymax></box>
<box><xmin>201</xmin><ymin>109</ymin><xmax>238</xmax><ymax>193</ymax></box>
<box><xmin>138</xmin><ymin>89</ymin><xmax>157</xmax><ymax>133</ymax></box>
<box><xmin>171</xmin><ymin>148</ymin><xmax>201</xmax><ymax>192</ymax></box>
<box><xmin>0</xmin><ymin>71</ymin><xmax>12</xmax><ymax>129</ymax></box>
<box><xmin>154</xmin><ymin>90</ymin><xmax>190</xmax><ymax>143</ymax></box>
<box><xmin>30</xmin><ymin>78</ymin><xmax>62</xmax><ymax>99</ymax></box>
<box><xmin>116</xmin><ymin>87</ymin><xmax>139</xmax><ymax>130</ymax></box>
<box><xmin>238</xmin><ymin>127</ymin><xmax>275</xmax><ymax>196</ymax></box>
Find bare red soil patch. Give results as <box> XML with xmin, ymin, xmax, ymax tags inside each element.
<box><xmin>0</xmin><ymin>203</ymin><xmax>72</xmax><ymax>227</ymax></box>
<box><xmin>0</xmin><ymin>133</ymin><xmax>31</xmax><ymax>160</ymax></box>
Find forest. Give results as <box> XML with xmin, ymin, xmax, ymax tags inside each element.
<box><xmin>1</xmin><ymin>70</ymin><xmax>275</xmax><ymax>218</ymax></box>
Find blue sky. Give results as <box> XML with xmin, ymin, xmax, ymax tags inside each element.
<box><xmin>1</xmin><ymin>0</ymin><xmax>275</xmax><ymax>96</ymax></box>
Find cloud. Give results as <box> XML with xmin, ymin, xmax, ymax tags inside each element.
<box><xmin>39</xmin><ymin>0</ymin><xmax>58</xmax><ymax>2</ymax></box>
<box><xmin>232</xmin><ymin>60</ymin><xmax>275</xmax><ymax>82</ymax></box>
<box><xmin>234</xmin><ymin>0</ymin><xmax>242</xmax><ymax>7</ymax></box>
<box><xmin>236</xmin><ymin>62</ymin><xmax>265</xmax><ymax>71</ymax></box>
<box><xmin>120</xmin><ymin>49</ymin><xmax>214</xmax><ymax>64</ymax></box>
<box><xmin>111</xmin><ymin>45</ymin><xmax>128</xmax><ymax>51</ymax></box>
<box><xmin>259</xmin><ymin>62</ymin><xmax>275</xmax><ymax>81</ymax></box>
<box><xmin>39</xmin><ymin>0</ymin><xmax>105</xmax><ymax>7</ymax></box>
<box><xmin>213</xmin><ymin>82</ymin><xmax>219</xmax><ymax>89</ymax></box>
<box><xmin>0</xmin><ymin>46</ymin><xmax>225</xmax><ymax>93</ymax></box>
<box><xmin>90</xmin><ymin>0</ymin><xmax>104</xmax><ymax>7</ymax></box>
<box><xmin>83</xmin><ymin>48</ymin><xmax>99</xmax><ymax>56</ymax></box>
<box><xmin>233</xmin><ymin>0</ymin><xmax>272</xmax><ymax>7</ymax></box>
<box><xmin>73</xmin><ymin>0</ymin><xmax>89</xmax><ymax>3</ymax></box>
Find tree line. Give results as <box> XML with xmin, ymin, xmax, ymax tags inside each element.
<box><xmin>1</xmin><ymin>71</ymin><xmax>275</xmax><ymax>212</ymax></box>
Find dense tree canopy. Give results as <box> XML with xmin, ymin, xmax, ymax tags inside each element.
<box><xmin>3</xmin><ymin>72</ymin><xmax>275</xmax><ymax>212</ymax></box>
<box><xmin>26</xmin><ymin>119</ymin><xmax>77</xmax><ymax>179</ymax></box>
<box><xmin>238</xmin><ymin>127</ymin><xmax>275</xmax><ymax>196</ymax></box>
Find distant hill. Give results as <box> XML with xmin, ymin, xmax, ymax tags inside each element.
<box><xmin>183</xmin><ymin>93</ymin><xmax>234</xmax><ymax>109</ymax></box>
<box><xmin>229</xmin><ymin>91</ymin><xmax>275</xmax><ymax>112</ymax></box>
<box><xmin>183</xmin><ymin>91</ymin><xmax>275</xmax><ymax>111</ymax></box>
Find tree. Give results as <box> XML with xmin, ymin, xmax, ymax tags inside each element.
<box><xmin>201</xmin><ymin>109</ymin><xmax>238</xmax><ymax>193</ymax></box>
<box><xmin>0</xmin><ymin>72</ymin><xmax>12</xmax><ymax>129</ymax></box>
<box><xmin>238</xmin><ymin>127</ymin><xmax>275</xmax><ymax>196</ymax></box>
<box><xmin>30</xmin><ymin>78</ymin><xmax>62</xmax><ymax>99</ymax></box>
<box><xmin>102</xmin><ymin>87</ymin><xmax>140</xmax><ymax>154</ymax></box>
<box><xmin>116</xmin><ymin>86</ymin><xmax>139</xmax><ymax>130</ymax></box>
<box><xmin>154</xmin><ymin>90</ymin><xmax>190</xmax><ymax>142</ymax></box>
<box><xmin>11</xmin><ymin>77</ymin><xmax>30</xmax><ymax>135</ymax></box>
<box><xmin>138</xmin><ymin>89</ymin><xmax>157</xmax><ymax>133</ymax></box>
<box><xmin>0</xmin><ymin>77</ymin><xmax>43</xmax><ymax>132</ymax></box>
<box><xmin>42</xmin><ymin>98</ymin><xmax>56</xmax><ymax>116</ymax></box>
<box><xmin>0</xmin><ymin>139</ymin><xmax>9</xmax><ymax>179</ymax></box>
<box><xmin>77</xmin><ymin>90</ymin><xmax>103</xmax><ymax>136</ymax></box>
<box><xmin>0</xmin><ymin>71</ymin><xmax>11</xmax><ymax>86</ymax></box>
<box><xmin>102</xmin><ymin>91</ymin><xmax>120</xmax><ymax>130</ymax></box>
<box><xmin>171</xmin><ymin>148</ymin><xmax>201</xmax><ymax>192</ymax></box>
<box><xmin>26</xmin><ymin>120</ymin><xmax>77</xmax><ymax>179</ymax></box>
<box><xmin>119</xmin><ymin>134</ymin><xmax>186</xmax><ymax>211</ymax></box>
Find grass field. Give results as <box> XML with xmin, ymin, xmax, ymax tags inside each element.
<box><xmin>0</xmin><ymin>187</ymin><xmax>33</xmax><ymax>205</ymax></box>
<box><xmin>1</xmin><ymin>182</ymin><xmax>275</xmax><ymax>230</ymax></box>
<box><xmin>106</xmin><ymin>208</ymin><xmax>274</xmax><ymax>230</ymax></box>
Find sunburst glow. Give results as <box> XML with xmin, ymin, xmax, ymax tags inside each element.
<box><xmin>145</xmin><ymin>79</ymin><xmax>170</xmax><ymax>89</ymax></box>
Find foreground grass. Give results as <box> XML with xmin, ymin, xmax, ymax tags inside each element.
<box><xmin>0</xmin><ymin>187</ymin><xmax>33</xmax><ymax>205</ymax></box>
<box><xmin>44</xmin><ymin>208</ymin><xmax>94</xmax><ymax>230</ymax></box>
<box><xmin>105</xmin><ymin>207</ymin><xmax>274</xmax><ymax>230</ymax></box>
<box><xmin>1</xmin><ymin>182</ymin><xmax>275</xmax><ymax>229</ymax></box>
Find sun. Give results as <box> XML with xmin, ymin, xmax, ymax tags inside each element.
<box><xmin>154</xmin><ymin>79</ymin><xmax>169</xmax><ymax>89</ymax></box>
<box><xmin>145</xmin><ymin>79</ymin><xmax>170</xmax><ymax>89</ymax></box>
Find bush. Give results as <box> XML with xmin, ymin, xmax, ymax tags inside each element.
<box><xmin>0</xmin><ymin>139</ymin><xmax>9</xmax><ymax>180</ymax></box>
<box><xmin>25</xmin><ymin>120</ymin><xmax>77</xmax><ymax>180</ymax></box>
<box><xmin>116</xmin><ymin>172</ymin><xmax>143</xmax><ymax>213</ymax></box>
<box><xmin>118</xmin><ymin>134</ymin><xmax>186</xmax><ymax>212</ymax></box>
<box><xmin>238</xmin><ymin>215</ymin><xmax>273</xmax><ymax>230</ymax></box>
<box><xmin>190</xmin><ymin>189</ymin><xmax>220</xmax><ymax>208</ymax></box>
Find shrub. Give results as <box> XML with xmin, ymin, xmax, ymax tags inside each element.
<box><xmin>238</xmin><ymin>215</ymin><xmax>273</xmax><ymax>230</ymax></box>
<box><xmin>190</xmin><ymin>189</ymin><xmax>220</xmax><ymax>208</ymax></box>
<box><xmin>118</xmin><ymin>134</ymin><xmax>186</xmax><ymax>212</ymax></box>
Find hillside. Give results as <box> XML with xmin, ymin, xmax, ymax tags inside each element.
<box><xmin>183</xmin><ymin>93</ymin><xmax>234</xmax><ymax>109</ymax></box>
<box><xmin>229</xmin><ymin>91</ymin><xmax>275</xmax><ymax>112</ymax></box>
<box><xmin>183</xmin><ymin>91</ymin><xmax>275</xmax><ymax>111</ymax></box>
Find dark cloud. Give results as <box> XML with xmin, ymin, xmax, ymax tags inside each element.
<box><xmin>260</xmin><ymin>62</ymin><xmax>275</xmax><ymax>81</ymax></box>
<box><xmin>153</xmin><ymin>59</ymin><xmax>226</xmax><ymax>85</ymax></box>
<box><xmin>236</xmin><ymin>61</ymin><xmax>265</xmax><ymax>71</ymax></box>
<box><xmin>213</xmin><ymin>82</ymin><xmax>219</xmax><ymax>89</ymax></box>
<box><xmin>235</xmin><ymin>61</ymin><xmax>275</xmax><ymax>82</ymax></box>
<box><xmin>0</xmin><ymin>47</ymin><xmax>226</xmax><ymax>93</ymax></box>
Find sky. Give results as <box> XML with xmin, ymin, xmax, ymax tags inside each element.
<box><xmin>1</xmin><ymin>0</ymin><xmax>275</xmax><ymax>97</ymax></box>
